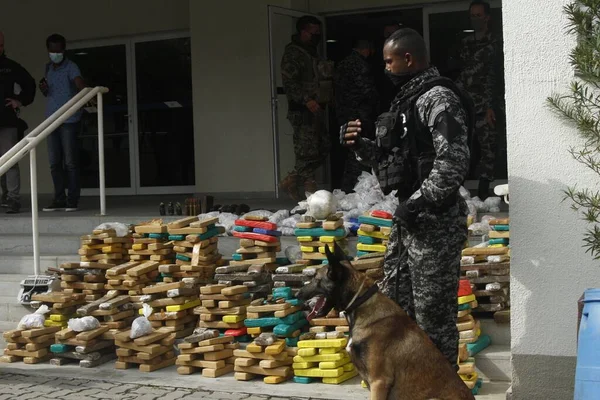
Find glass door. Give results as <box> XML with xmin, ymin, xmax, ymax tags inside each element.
<box><xmin>68</xmin><ymin>40</ymin><xmax>136</xmax><ymax>195</ymax></box>
<box><xmin>132</xmin><ymin>33</ymin><xmax>195</xmax><ymax>194</ymax></box>
<box><xmin>268</xmin><ymin>6</ymin><xmax>329</xmax><ymax>198</ymax></box>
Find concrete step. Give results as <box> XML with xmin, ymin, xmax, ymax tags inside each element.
<box><xmin>0</xmin><ymin>296</ymin><xmax>33</xmax><ymax>323</ymax></box>
<box><xmin>480</xmin><ymin>318</ymin><xmax>510</xmax><ymax>346</ymax></box>
<box><xmin>475</xmin><ymin>344</ymin><xmax>511</xmax><ymax>382</ymax></box>
<box><xmin>0</xmin><ymin>253</ymin><xmax>74</xmax><ymax>274</ymax></box>
<box><xmin>0</xmin><ymin>233</ymin><xmax>81</xmax><ymax>254</ymax></box>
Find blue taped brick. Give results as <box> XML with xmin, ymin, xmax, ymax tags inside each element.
<box><xmin>294</xmin><ymin>228</ymin><xmax>346</xmax><ymax>238</ymax></box>
<box><xmin>149</xmin><ymin>233</ymin><xmax>169</xmax><ymax>239</ymax></box>
<box><xmin>50</xmin><ymin>343</ymin><xmax>70</xmax><ymax>353</ymax></box>
<box><xmin>253</xmin><ymin>228</ymin><xmax>282</xmax><ymax>237</ymax></box>
<box><xmin>234</xmin><ymin>226</ymin><xmax>253</xmax><ymax>232</ymax></box>
<box><xmin>273</xmin><ymin>318</ymin><xmax>308</xmax><ymax>337</ymax></box>
<box><xmin>294</xmin><ymin>376</ymin><xmax>314</xmax><ymax>384</ymax></box>
<box><xmin>168</xmin><ymin>235</ymin><xmax>186</xmax><ymax>241</ymax></box>
<box><xmin>176</xmin><ymin>254</ymin><xmax>191</xmax><ymax>262</ymax></box>
<box><xmin>286</xmin><ymin>337</ymin><xmax>299</xmax><ymax>347</ymax></box>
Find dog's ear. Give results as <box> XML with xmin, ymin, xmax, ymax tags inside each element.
<box><xmin>325</xmin><ymin>245</ymin><xmax>345</xmax><ymax>281</ymax></box>
<box><xmin>333</xmin><ymin>241</ymin><xmax>347</xmax><ymax>262</ymax></box>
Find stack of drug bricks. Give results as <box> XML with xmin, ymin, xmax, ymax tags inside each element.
<box><xmin>50</xmin><ymin>317</ymin><xmax>116</xmax><ymax>367</ymax></box>
<box><xmin>308</xmin><ymin>309</ymin><xmax>350</xmax><ymax>336</ymax></box>
<box><xmin>195</xmin><ymin>284</ymin><xmax>252</xmax><ymax>342</ymax></box>
<box><xmin>30</xmin><ymin>292</ymin><xmax>87</xmax><ymax>329</ymax></box>
<box><xmin>294</xmin><ymin>213</ymin><xmax>348</xmax><ymax>265</ymax></box>
<box><xmin>176</xmin><ymin>328</ymin><xmax>238</xmax><ymax>378</ymax></box>
<box><xmin>1</xmin><ymin>326</ymin><xmax>60</xmax><ymax>364</ymax></box>
<box><xmin>128</xmin><ymin>220</ymin><xmax>175</xmax><ymax>268</ymax></box>
<box><xmin>165</xmin><ymin>216</ymin><xmax>224</xmax><ymax>284</ymax></box>
<box><xmin>356</xmin><ymin>210</ymin><xmax>392</xmax><ymax>260</ymax></box>
<box><xmin>59</xmin><ymin>261</ymin><xmax>117</xmax><ymax>304</ymax></box>
<box><xmin>461</xmin><ymin>217</ymin><xmax>510</xmax><ymax>322</ymax></box>
<box><xmin>244</xmin><ymin>287</ymin><xmax>307</xmax><ymax>347</ymax></box>
<box><xmin>113</xmin><ymin>326</ymin><xmax>177</xmax><ymax>372</ymax></box>
<box><xmin>79</xmin><ymin>227</ymin><xmax>133</xmax><ymax>266</ymax></box>
<box><xmin>105</xmin><ymin>260</ymin><xmax>161</xmax><ymax>309</ymax></box>
<box><xmin>75</xmin><ymin>290</ymin><xmax>135</xmax><ymax>340</ymax></box>
<box><xmin>293</xmin><ymin>332</ymin><xmax>357</xmax><ymax>385</ymax></box>
<box><xmin>457</xmin><ymin>279</ymin><xmax>490</xmax><ymax>396</ymax></box>
<box><xmin>226</xmin><ymin>215</ymin><xmax>282</xmax><ymax>298</ymax></box>
<box><xmin>140</xmin><ymin>280</ymin><xmax>200</xmax><ymax>339</ymax></box>
<box><xmin>233</xmin><ymin>332</ymin><xmax>296</xmax><ymax>384</ymax></box>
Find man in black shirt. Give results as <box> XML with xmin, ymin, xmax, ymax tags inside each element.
<box><xmin>0</xmin><ymin>31</ymin><xmax>36</xmax><ymax>214</ymax></box>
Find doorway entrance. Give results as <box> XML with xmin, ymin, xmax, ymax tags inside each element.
<box><xmin>68</xmin><ymin>31</ymin><xmax>195</xmax><ymax>196</ymax></box>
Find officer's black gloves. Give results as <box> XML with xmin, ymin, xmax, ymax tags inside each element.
<box><xmin>395</xmin><ymin>196</ymin><xmax>427</xmax><ymax>229</ymax></box>
<box><xmin>339</xmin><ymin>120</ymin><xmax>362</xmax><ymax>148</ymax></box>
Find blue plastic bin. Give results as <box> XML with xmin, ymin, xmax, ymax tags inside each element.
<box><xmin>574</xmin><ymin>288</ymin><xmax>600</xmax><ymax>399</ymax></box>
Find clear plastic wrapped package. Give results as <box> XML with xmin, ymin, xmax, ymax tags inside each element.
<box><xmin>17</xmin><ymin>305</ymin><xmax>50</xmax><ymax>330</ymax></box>
<box><xmin>130</xmin><ymin>304</ymin><xmax>153</xmax><ymax>339</ymax></box>
<box><xmin>68</xmin><ymin>316</ymin><xmax>101</xmax><ymax>332</ymax></box>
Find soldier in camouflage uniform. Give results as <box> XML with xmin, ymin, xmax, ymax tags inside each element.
<box><xmin>342</xmin><ymin>28</ymin><xmax>471</xmax><ymax>370</ymax></box>
<box><xmin>456</xmin><ymin>0</ymin><xmax>501</xmax><ymax>199</ymax></box>
<box><xmin>334</xmin><ymin>40</ymin><xmax>379</xmax><ymax>193</ymax></box>
<box><xmin>280</xmin><ymin>16</ymin><xmax>332</xmax><ymax>201</ymax></box>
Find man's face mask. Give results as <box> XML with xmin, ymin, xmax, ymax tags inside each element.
<box><xmin>470</xmin><ymin>17</ymin><xmax>487</xmax><ymax>32</ymax></box>
<box><xmin>310</xmin><ymin>33</ymin><xmax>322</xmax><ymax>46</ymax></box>
<box><xmin>49</xmin><ymin>52</ymin><xmax>64</xmax><ymax>64</ymax></box>
<box><xmin>385</xmin><ymin>69</ymin><xmax>416</xmax><ymax>88</ymax></box>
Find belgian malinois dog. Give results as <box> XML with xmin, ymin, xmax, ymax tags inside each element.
<box><xmin>297</xmin><ymin>242</ymin><xmax>475</xmax><ymax>400</ymax></box>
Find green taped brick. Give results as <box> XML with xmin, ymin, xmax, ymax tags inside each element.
<box><xmin>273</xmin><ymin>287</ymin><xmax>292</xmax><ymax>298</ymax></box>
<box><xmin>149</xmin><ymin>233</ymin><xmax>169</xmax><ymax>239</ymax></box>
<box><xmin>276</xmin><ymin>257</ymin><xmax>290</xmax><ymax>265</ymax></box>
<box><xmin>491</xmin><ymin>224</ymin><xmax>509</xmax><ymax>231</ymax></box>
<box><xmin>168</xmin><ymin>235</ymin><xmax>186</xmax><ymax>241</ymax></box>
<box><xmin>294</xmin><ymin>227</ymin><xmax>346</xmax><ymax>238</ymax></box>
<box><xmin>489</xmin><ymin>238</ymin><xmax>509</xmax><ymax>245</ymax></box>
<box><xmin>198</xmin><ymin>227</ymin><xmax>224</xmax><ymax>241</ymax></box>
<box><xmin>236</xmin><ymin>335</ymin><xmax>252</xmax><ymax>343</ymax></box>
<box><xmin>274</xmin><ymin>318</ymin><xmax>308</xmax><ymax>337</ymax></box>
<box><xmin>234</xmin><ymin>226</ymin><xmax>253</xmax><ymax>232</ymax></box>
<box><xmin>160</xmin><ymin>273</ymin><xmax>172</xmax><ymax>278</ymax></box>
<box><xmin>322</xmin><ymin>260</ymin><xmax>329</xmax><ymax>264</ymax></box>
<box><xmin>50</xmin><ymin>344</ymin><xmax>70</xmax><ymax>353</ymax></box>
<box><xmin>232</xmin><ymin>254</ymin><xmax>243</xmax><ymax>261</ymax></box>
<box><xmin>356</xmin><ymin>251</ymin><xmax>370</xmax><ymax>257</ymax></box>
<box><xmin>286</xmin><ymin>337</ymin><xmax>299</xmax><ymax>347</ymax></box>
<box><xmin>294</xmin><ymin>376</ymin><xmax>314</xmax><ymax>384</ymax></box>
<box><xmin>245</xmin><ymin>311</ymin><xmax>304</xmax><ymax>328</ymax></box>
<box><xmin>176</xmin><ymin>254</ymin><xmax>191</xmax><ymax>262</ymax></box>
<box><xmin>467</xmin><ymin>334</ymin><xmax>491</xmax><ymax>357</ymax></box>
<box><xmin>357</xmin><ymin>215</ymin><xmax>394</xmax><ymax>227</ymax></box>
<box><xmin>286</xmin><ymin>299</ymin><xmax>301</xmax><ymax>306</ymax></box>
<box><xmin>458</xmin><ymin>303</ymin><xmax>471</xmax><ymax>311</ymax></box>
<box><xmin>358</xmin><ymin>236</ymin><xmax>378</xmax><ymax>245</ymax></box>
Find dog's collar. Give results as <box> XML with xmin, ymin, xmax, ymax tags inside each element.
<box><xmin>343</xmin><ymin>280</ymin><xmax>379</xmax><ymax>315</ymax></box>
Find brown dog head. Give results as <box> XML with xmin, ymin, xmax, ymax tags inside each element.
<box><xmin>297</xmin><ymin>241</ymin><xmax>372</xmax><ymax>321</ymax></box>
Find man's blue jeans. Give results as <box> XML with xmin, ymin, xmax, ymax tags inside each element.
<box><xmin>47</xmin><ymin>122</ymin><xmax>80</xmax><ymax>205</ymax></box>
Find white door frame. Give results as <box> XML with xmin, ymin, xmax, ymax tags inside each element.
<box><xmin>71</xmin><ymin>30</ymin><xmax>195</xmax><ymax>196</ymax></box>
<box><xmin>267</xmin><ymin>6</ymin><xmax>327</xmax><ymax>198</ymax></box>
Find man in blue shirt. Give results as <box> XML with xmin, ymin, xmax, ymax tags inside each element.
<box><xmin>40</xmin><ymin>34</ymin><xmax>86</xmax><ymax>212</ymax></box>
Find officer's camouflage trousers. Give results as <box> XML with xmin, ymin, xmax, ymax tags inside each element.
<box><xmin>474</xmin><ymin>112</ymin><xmax>497</xmax><ymax>181</ymax></box>
<box><xmin>378</xmin><ymin>212</ymin><xmax>468</xmax><ymax>369</ymax></box>
<box><xmin>288</xmin><ymin>111</ymin><xmax>330</xmax><ymax>181</ymax></box>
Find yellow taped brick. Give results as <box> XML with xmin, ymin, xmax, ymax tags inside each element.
<box><xmin>319</xmin><ymin>236</ymin><xmax>344</xmax><ymax>243</ymax></box>
<box><xmin>361</xmin><ymin>380</ymin><xmax>368</xmax><ymax>388</ymax></box>
<box><xmin>293</xmin><ymin>352</ymin><xmax>347</xmax><ymax>363</ymax></box>
<box><xmin>458</xmin><ymin>294</ymin><xmax>476</xmax><ymax>305</ymax></box>
<box><xmin>460</xmin><ymin>372</ymin><xmax>479</xmax><ymax>383</ymax></box>
<box><xmin>44</xmin><ymin>320</ymin><xmax>67</xmax><ymax>328</ymax></box>
<box><xmin>246</xmin><ymin>343</ymin><xmax>263</xmax><ymax>353</ymax></box>
<box><xmin>247</xmin><ymin>327</ymin><xmax>262</xmax><ymax>335</ymax></box>
<box><xmin>322</xmin><ymin>369</ymin><xmax>358</xmax><ymax>384</ymax></box>
<box><xmin>223</xmin><ymin>315</ymin><xmax>245</xmax><ymax>323</ymax></box>
<box><xmin>357</xmin><ymin>229</ymin><xmax>388</xmax><ymax>240</ymax></box>
<box><xmin>265</xmin><ymin>341</ymin><xmax>286</xmax><ymax>355</ymax></box>
<box><xmin>300</xmin><ymin>246</ymin><xmax>317</xmax><ymax>253</ymax></box>
<box><xmin>49</xmin><ymin>314</ymin><xmax>69</xmax><ymax>322</ymax></box>
<box><xmin>319</xmin><ymin>357</ymin><xmax>351</xmax><ymax>369</ymax></box>
<box><xmin>297</xmin><ymin>338</ymin><xmax>347</xmax><ymax>349</ymax></box>
<box><xmin>297</xmin><ymin>348</ymin><xmax>317</xmax><ymax>357</ymax></box>
<box><xmin>292</xmin><ymin>362</ymin><xmax>317</xmax><ymax>369</ymax></box>
<box><xmin>343</xmin><ymin>363</ymin><xmax>355</xmax><ymax>372</ymax></box>
<box><xmin>264</xmin><ymin>375</ymin><xmax>289</xmax><ymax>384</ymax></box>
<box><xmin>294</xmin><ymin>367</ymin><xmax>344</xmax><ymax>378</ymax></box>
<box><xmin>356</xmin><ymin>243</ymin><xmax>387</xmax><ymax>253</ymax></box>
<box><xmin>297</xmin><ymin>236</ymin><xmax>315</xmax><ymax>242</ymax></box>
<box><xmin>132</xmin><ymin>244</ymin><xmax>146</xmax><ymax>251</ymax></box>
<box><xmin>166</xmin><ymin>299</ymin><xmax>200</xmax><ymax>312</ymax></box>
<box><xmin>319</xmin><ymin>347</ymin><xmax>343</xmax><ymax>355</ymax></box>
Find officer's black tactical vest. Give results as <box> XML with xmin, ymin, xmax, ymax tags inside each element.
<box><xmin>374</xmin><ymin>76</ymin><xmax>475</xmax><ymax>203</ymax></box>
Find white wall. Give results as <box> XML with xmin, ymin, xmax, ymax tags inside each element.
<box><xmin>189</xmin><ymin>0</ymin><xmax>304</xmax><ymax>193</ymax></box>
<box><xmin>0</xmin><ymin>0</ymin><xmax>190</xmax><ymax>195</ymax></box>
<box><xmin>504</xmin><ymin>0</ymin><xmax>596</xmax><ymax>398</ymax></box>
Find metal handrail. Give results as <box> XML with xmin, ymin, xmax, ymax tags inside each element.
<box><xmin>0</xmin><ymin>86</ymin><xmax>109</xmax><ymax>275</ymax></box>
